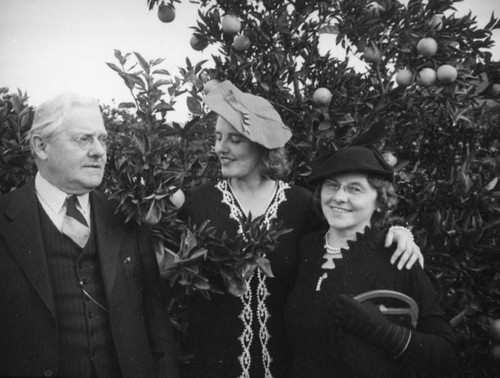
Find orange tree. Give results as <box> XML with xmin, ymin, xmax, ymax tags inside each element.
<box><xmin>0</xmin><ymin>0</ymin><xmax>498</xmax><ymax>374</ymax></box>
<box><xmin>0</xmin><ymin>88</ymin><xmax>36</xmax><ymax>193</ymax></box>
<box><xmin>103</xmin><ymin>49</ymin><xmax>296</xmax><ymax>311</ymax></box>
<box><xmin>142</xmin><ymin>0</ymin><xmax>500</xmax><ymax>375</ymax></box>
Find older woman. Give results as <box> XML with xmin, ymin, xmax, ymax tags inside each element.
<box><xmin>285</xmin><ymin>146</ymin><xmax>457</xmax><ymax>377</ymax></box>
<box><xmin>178</xmin><ymin>82</ymin><xmax>423</xmax><ymax>378</ymax></box>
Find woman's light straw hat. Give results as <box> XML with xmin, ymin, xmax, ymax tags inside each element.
<box><xmin>204</xmin><ymin>80</ymin><xmax>292</xmax><ymax>149</ymax></box>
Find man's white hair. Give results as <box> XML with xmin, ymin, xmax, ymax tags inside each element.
<box><xmin>28</xmin><ymin>92</ymin><xmax>99</xmax><ymax>152</ymax></box>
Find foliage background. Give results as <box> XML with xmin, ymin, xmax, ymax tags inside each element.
<box><xmin>1</xmin><ymin>0</ymin><xmax>500</xmax><ymax>375</ymax></box>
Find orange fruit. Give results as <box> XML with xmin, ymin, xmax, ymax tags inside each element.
<box><xmin>157</xmin><ymin>4</ymin><xmax>176</xmax><ymax>23</ymax></box>
<box><xmin>382</xmin><ymin>152</ymin><xmax>398</xmax><ymax>167</ymax></box>
<box><xmin>221</xmin><ymin>14</ymin><xmax>241</xmax><ymax>34</ymax></box>
<box><xmin>490</xmin><ymin>83</ymin><xmax>500</xmax><ymax>97</ymax></box>
<box><xmin>199</xmin><ymin>71</ymin><xmax>210</xmax><ymax>83</ymax></box>
<box><xmin>395</xmin><ymin>69</ymin><xmax>413</xmax><ymax>87</ymax></box>
<box><xmin>437</xmin><ymin>64</ymin><xmax>458</xmax><ymax>84</ymax></box>
<box><xmin>417</xmin><ymin>68</ymin><xmax>437</xmax><ymax>87</ymax></box>
<box><xmin>169</xmin><ymin>187</ymin><xmax>185</xmax><ymax>209</ymax></box>
<box><xmin>363</xmin><ymin>46</ymin><xmax>381</xmax><ymax>63</ymax></box>
<box><xmin>232</xmin><ymin>35</ymin><xmax>251</xmax><ymax>52</ymax></box>
<box><xmin>427</xmin><ymin>15</ymin><xmax>443</xmax><ymax>30</ymax></box>
<box><xmin>312</xmin><ymin>87</ymin><xmax>333</xmax><ymax>106</ymax></box>
<box><xmin>417</xmin><ymin>38</ymin><xmax>438</xmax><ymax>57</ymax></box>
<box><xmin>190</xmin><ymin>35</ymin><xmax>207</xmax><ymax>51</ymax></box>
<box><xmin>363</xmin><ymin>2</ymin><xmax>385</xmax><ymax>18</ymax></box>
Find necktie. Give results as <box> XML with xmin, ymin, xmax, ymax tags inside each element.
<box><xmin>62</xmin><ymin>195</ymin><xmax>90</xmax><ymax>248</ymax></box>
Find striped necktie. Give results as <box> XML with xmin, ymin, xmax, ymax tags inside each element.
<box><xmin>61</xmin><ymin>195</ymin><xmax>90</xmax><ymax>248</ymax></box>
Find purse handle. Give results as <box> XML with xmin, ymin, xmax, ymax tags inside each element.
<box><xmin>353</xmin><ymin>290</ymin><xmax>419</xmax><ymax>328</ymax></box>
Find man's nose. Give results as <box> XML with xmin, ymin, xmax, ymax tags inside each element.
<box><xmin>88</xmin><ymin>138</ymin><xmax>107</xmax><ymax>156</ymax></box>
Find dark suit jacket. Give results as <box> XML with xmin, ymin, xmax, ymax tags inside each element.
<box><xmin>0</xmin><ymin>181</ymin><xmax>178</xmax><ymax>378</ymax></box>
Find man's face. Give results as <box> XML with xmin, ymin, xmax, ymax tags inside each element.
<box><xmin>38</xmin><ymin>105</ymin><xmax>108</xmax><ymax>194</ymax></box>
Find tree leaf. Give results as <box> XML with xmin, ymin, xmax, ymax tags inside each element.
<box><xmin>124</xmin><ymin>73</ymin><xmax>146</xmax><ymax>90</ymax></box>
<box><xmin>181</xmin><ymin>228</ymin><xmax>198</xmax><ymax>255</ymax></box>
<box><xmin>318</xmin><ymin>25</ymin><xmax>339</xmax><ymax>34</ymax></box>
<box><xmin>256</xmin><ymin>256</ymin><xmax>274</xmax><ymax>277</ymax></box>
<box><xmin>152</xmin><ymin>69</ymin><xmax>171</xmax><ymax>76</ymax></box>
<box><xmin>106</xmin><ymin>62</ymin><xmax>122</xmax><ymax>74</ymax></box>
<box><xmin>118</xmin><ymin>102</ymin><xmax>136</xmax><ymax>109</ymax></box>
<box><xmin>187</xmin><ymin>96</ymin><xmax>203</xmax><ymax>115</ymax></box>
<box><xmin>134</xmin><ymin>52</ymin><xmax>150</xmax><ymax>74</ymax></box>
<box><xmin>113</xmin><ymin>49</ymin><xmax>126</xmax><ymax>65</ymax></box>
<box><xmin>142</xmin><ymin>200</ymin><xmax>162</xmax><ymax>225</ymax></box>
<box><xmin>484</xmin><ymin>177</ymin><xmax>498</xmax><ymax>191</ymax></box>
<box><xmin>318</xmin><ymin>121</ymin><xmax>331</xmax><ymax>131</ymax></box>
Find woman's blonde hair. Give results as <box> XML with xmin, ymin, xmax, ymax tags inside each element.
<box><xmin>258</xmin><ymin>146</ymin><xmax>290</xmax><ymax>180</ymax></box>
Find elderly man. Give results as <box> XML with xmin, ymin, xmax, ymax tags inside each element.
<box><xmin>0</xmin><ymin>93</ymin><xmax>178</xmax><ymax>378</ymax></box>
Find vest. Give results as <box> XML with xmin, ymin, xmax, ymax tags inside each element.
<box><xmin>38</xmin><ymin>204</ymin><xmax>122</xmax><ymax>378</ymax></box>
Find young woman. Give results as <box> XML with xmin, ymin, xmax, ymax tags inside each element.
<box><xmin>178</xmin><ymin>81</ymin><xmax>423</xmax><ymax>378</ymax></box>
<box><xmin>285</xmin><ymin>146</ymin><xmax>457</xmax><ymax>377</ymax></box>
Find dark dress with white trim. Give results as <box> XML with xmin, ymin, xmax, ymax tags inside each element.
<box><xmin>285</xmin><ymin>227</ymin><xmax>457</xmax><ymax>378</ymax></box>
<box><xmin>178</xmin><ymin>180</ymin><xmax>321</xmax><ymax>378</ymax></box>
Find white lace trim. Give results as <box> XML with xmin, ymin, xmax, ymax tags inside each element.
<box><xmin>216</xmin><ymin>180</ymin><xmax>290</xmax><ymax>378</ymax></box>
<box><xmin>238</xmin><ymin>275</ymin><xmax>254</xmax><ymax>377</ymax></box>
<box><xmin>257</xmin><ymin>269</ymin><xmax>272</xmax><ymax>377</ymax></box>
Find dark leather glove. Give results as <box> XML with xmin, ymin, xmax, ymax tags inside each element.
<box><xmin>330</xmin><ymin>294</ymin><xmax>412</xmax><ymax>358</ymax></box>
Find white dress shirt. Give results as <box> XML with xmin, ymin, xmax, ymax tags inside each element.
<box><xmin>34</xmin><ymin>172</ymin><xmax>91</xmax><ymax>231</ymax></box>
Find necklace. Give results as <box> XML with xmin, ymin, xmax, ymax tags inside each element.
<box><xmin>320</xmin><ymin>232</ymin><xmax>346</xmax><ymax>270</ymax></box>
<box><xmin>321</xmin><ymin>232</ymin><xmax>345</xmax><ymax>269</ymax></box>
<box><xmin>324</xmin><ymin>237</ymin><xmax>343</xmax><ymax>255</ymax></box>
<box><xmin>316</xmin><ymin>233</ymin><xmax>349</xmax><ymax>291</ymax></box>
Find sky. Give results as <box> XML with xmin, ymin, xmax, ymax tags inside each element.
<box><xmin>1</xmin><ymin>0</ymin><xmax>499</xmax><ymax>120</ymax></box>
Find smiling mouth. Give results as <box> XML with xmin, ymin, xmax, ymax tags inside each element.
<box><xmin>219</xmin><ymin>156</ymin><xmax>235</xmax><ymax>164</ymax></box>
<box><xmin>328</xmin><ymin>206</ymin><xmax>352</xmax><ymax>213</ymax></box>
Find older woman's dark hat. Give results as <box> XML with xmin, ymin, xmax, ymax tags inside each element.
<box><xmin>203</xmin><ymin>80</ymin><xmax>292</xmax><ymax>149</ymax></box>
<box><xmin>309</xmin><ymin>145</ymin><xmax>394</xmax><ymax>183</ymax></box>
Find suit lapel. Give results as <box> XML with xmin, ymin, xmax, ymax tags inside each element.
<box><xmin>91</xmin><ymin>191</ymin><xmax>126</xmax><ymax>299</ymax></box>
<box><xmin>2</xmin><ymin>182</ymin><xmax>56</xmax><ymax>315</ymax></box>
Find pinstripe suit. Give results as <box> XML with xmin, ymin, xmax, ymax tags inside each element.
<box><xmin>0</xmin><ymin>181</ymin><xmax>178</xmax><ymax>378</ymax></box>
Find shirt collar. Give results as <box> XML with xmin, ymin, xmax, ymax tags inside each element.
<box><xmin>35</xmin><ymin>172</ymin><xmax>90</xmax><ymax>212</ymax></box>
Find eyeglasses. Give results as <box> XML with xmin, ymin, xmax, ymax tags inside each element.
<box><xmin>72</xmin><ymin>134</ymin><xmax>110</xmax><ymax>150</ymax></box>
